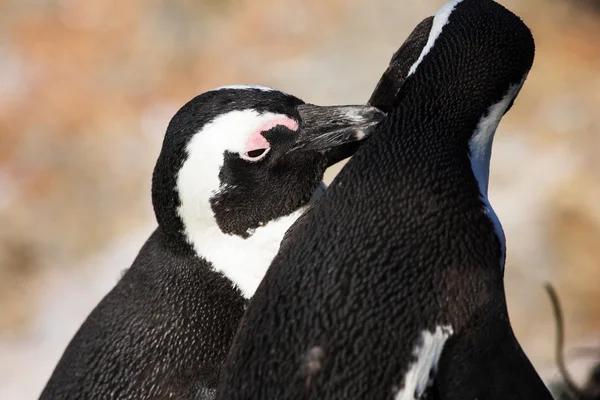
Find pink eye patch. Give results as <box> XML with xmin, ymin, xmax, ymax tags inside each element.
<box><xmin>257</xmin><ymin>117</ymin><xmax>298</xmax><ymax>134</ymax></box>
<box><xmin>242</xmin><ymin>116</ymin><xmax>299</xmax><ymax>161</ymax></box>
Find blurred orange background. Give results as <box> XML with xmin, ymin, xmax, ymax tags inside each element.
<box><xmin>1</xmin><ymin>0</ymin><xmax>599</xmax><ymax>398</ymax></box>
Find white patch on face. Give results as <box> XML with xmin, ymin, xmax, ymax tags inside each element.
<box><xmin>394</xmin><ymin>325</ymin><xmax>454</xmax><ymax>400</ymax></box>
<box><xmin>469</xmin><ymin>78</ymin><xmax>526</xmax><ymax>271</ymax></box>
<box><xmin>407</xmin><ymin>0</ymin><xmax>464</xmax><ymax>77</ymax></box>
<box><xmin>176</xmin><ymin>109</ymin><xmax>315</xmax><ymax>298</ymax></box>
<box><xmin>210</xmin><ymin>84</ymin><xmax>277</xmax><ymax>92</ymax></box>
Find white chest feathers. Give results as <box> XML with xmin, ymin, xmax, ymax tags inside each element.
<box><xmin>186</xmin><ymin>207</ymin><xmax>308</xmax><ymax>299</ymax></box>
<box><xmin>468</xmin><ymin>81</ymin><xmax>526</xmax><ymax>271</ymax></box>
<box><xmin>394</xmin><ymin>325</ymin><xmax>454</xmax><ymax>400</ymax></box>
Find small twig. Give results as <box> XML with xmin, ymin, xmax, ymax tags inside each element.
<box><xmin>544</xmin><ymin>282</ymin><xmax>586</xmax><ymax>400</ymax></box>
<box><xmin>568</xmin><ymin>347</ymin><xmax>600</xmax><ymax>360</ymax></box>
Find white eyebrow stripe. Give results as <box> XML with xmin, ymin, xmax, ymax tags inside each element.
<box><xmin>406</xmin><ymin>0</ymin><xmax>464</xmax><ymax>77</ymax></box>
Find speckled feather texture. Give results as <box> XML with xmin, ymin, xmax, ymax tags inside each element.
<box><xmin>216</xmin><ymin>1</ymin><xmax>551</xmax><ymax>400</ymax></box>
<box><xmin>37</xmin><ymin>40</ymin><xmax>397</xmax><ymax>400</ymax></box>
<box><xmin>39</xmin><ymin>230</ymin><xmax>247</xmax><ymax>400</ymax></box>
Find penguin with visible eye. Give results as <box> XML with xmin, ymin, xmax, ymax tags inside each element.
<box><xmin>38</xmin><ymin>85</ymin><xmax>384</xmax><ymax>400</ymax></box>
<box><xmin>216</xmin><ymin>1</ymin><xmax>553</xmax><ymax>400</ymax></box>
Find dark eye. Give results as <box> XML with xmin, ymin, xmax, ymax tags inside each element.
<box><xmin>241</xmin><ymin>147</ymin><xmax>270</xmax><ymax>162</ymax></box>
<box><xmin>247</xmin><ymin>149</ymin><xmax>267</xmax><ymax>158</ymax></box>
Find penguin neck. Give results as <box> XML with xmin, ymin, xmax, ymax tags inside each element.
<box><xmin>370</xmin><ymin>82</ymin><xmax>524</xmax><ymax>273</ymax></box>
<box><xmin>176</xmin><ymin>182</ymin><xmax>326</xmax><ymax>299</ymax></box>
<box><xmin>466</xmin><ymin>82</ymin><xmax>525</xmax><ymax>271</ymax></box>
<box><xmin>182</xmin><ymin>207</ymin><xmax>307</xmax><ymax>299</ymax></box>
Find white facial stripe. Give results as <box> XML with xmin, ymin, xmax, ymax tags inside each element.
<box><xmin>210</xmin><ymin>84</ymin><xmax>277</xmax><ymax>92</ymax></box>
<box><xmin>469</xmin><ymin>81</ymin><xmax>524</xmax><ymax>196</ymax></box>
<box><xmin>407</xmin><ymin>0</ymin><xmax>464</xmax><ymax>77</ymax></box>
<box><xmin>469</xmin><ymin>78</ymin><xmax>527</xmax><ymax>271</ymax></box>
<box><xmin>394</xmin><ymin>325</ymin><xmax>453</xmax><ymax>400</ymax></box>
<box><xmin>177</xmin><ymin>110</ymin><xmax>289</xmax><ymax>228</ymax></box>
<box><xmin>175</xmin><ymin>109</ymin><xmax>310</xmax><ymax>298</ymax></box>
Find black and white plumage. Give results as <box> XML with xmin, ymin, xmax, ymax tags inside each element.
<box><xmin>216</xmin><ymin>1</ymin><xmax>552</xmax><ymax>400</ymax></box>
<box><xmin>37</xmin><ymin>86</ymin><xmax>384</xmax><ymax>400</ymax></box>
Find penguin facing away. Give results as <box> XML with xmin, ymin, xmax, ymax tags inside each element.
<box><xmin>38</xmin><ymin>86</ymin><xmax>384</xmax><ymax>400</ymax></box>
<box><xmin>216</xmin><ymin>1</ymin><xmax>552</xmax><ymax>400</ymax></box>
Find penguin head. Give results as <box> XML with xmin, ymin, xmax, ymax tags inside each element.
<box><xmin>395</xmin><ymin>0</ymin><xmax>535</xmax><ymax>193</ymax></box>
<box><xmin>377</xmin><ymin>0</ymin><xmax>534</xmax><ymax>271</ymax></box>
<box><xmin>151</xmin><ymin>85</ymin><xmax>383</xmax><ymax>295</ymax></box>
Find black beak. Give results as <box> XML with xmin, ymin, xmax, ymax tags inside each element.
<box><xmin>292</xmin><ymin>104</ymin><xmax>385</xmax><ymax>165</ymax></box>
